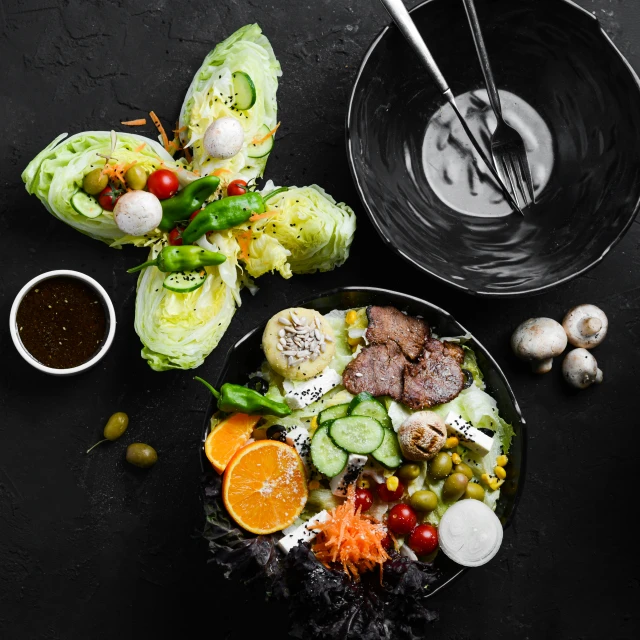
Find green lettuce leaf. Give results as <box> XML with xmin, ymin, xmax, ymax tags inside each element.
<box><xmin>179</xmin><ymin>24</ymin><xmax>281</xmax><ymax>181</ymax></box>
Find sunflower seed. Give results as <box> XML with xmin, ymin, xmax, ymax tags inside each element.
<box><xmin>320</xmin><ymin>343</ymin><xmax>326</xmax><ymax>353</ymax></box>
<box><xmin>324</xmin><ymin>335</ymin><xmax>333</xmax><ymax>343</ymax></box>
<box><xmin>277</xmin><ymin>343</ymin><xmax>284</xmax><ymax>351</ymax></box>
<box><xmin>278</xmin><ymin>329</ymin><xmax>285</xmax><ymax>338</ymax></box>
<box><xmin>297</xmin><ymin>350</ymin><xmax>311</xmax><ymax>358</ymax></box>
<box><xmin>279</xmin><ymin>316</ymin><xmax>292</xmax><ymax>326</ymax></box>
<box><xmin>314</xmin><ymin>329</ymin><xmax>322</xmax><ymax>341</ymax></box>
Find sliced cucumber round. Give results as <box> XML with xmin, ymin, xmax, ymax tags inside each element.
<box><xmin>232</xmin><ymin>71</ymin><xmax>256</xmax><ymax>110</ymax></box>
<box><xmin>348</xmin><ymin>392</ymin><xmax>392</xmax><ymax>430</ymax></box>
<box><xmin>371</xmin><ymin>429</ymin><xmax>403</xmax><ymax>469</ymax></box>
<box><xmin>318</xmin><ymin>403</ymin><xmax>350</xmax><ymax>426</ymax></box>
<box><xmin>71</xmin><ymin>191</ymin><xmax>104</xmax><ymax>218</ymax></box>
<box><xmin>329</xmin><ymin>416</ymin><xmax>385</xmax><ymax>455</ymax></box>
<box><xmin>163</xmin><ymin>269</ymin><xmax>207</xmax><ymax>293</ymax></box>
<box><xmin>311</xmin><ymin>424</ymin><xmax>348</xmax><ymax>478</ymax></box>
<box><xmin>247</xmin><ymin>124</ymin><xmax>275</xmax><ymax>158</ymax></box>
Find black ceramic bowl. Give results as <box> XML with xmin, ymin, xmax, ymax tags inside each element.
<box><xmin>200</xmin><ymin>287</ymin><xmax>526</xmax><ymax>597</ymax></box>
<box><xmin>347</xmin><ymin>0</ymin><xmax>640</xmax><ymax>296</ymax></box>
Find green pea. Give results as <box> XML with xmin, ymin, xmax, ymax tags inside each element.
<box><xmin>453</xmin><ymin>462</ymin><xmax>473</xmax><ymax>480</ymax></box>
<box><xmin>464</xmin><ymin>483</ymin><xmax>485</xmax><ymax>501</ymax></box>
<box><xmin>429</xmin><ymin>452</ymin><xmax>452</xmax><ymax>480</ymax></box>
<box><xmin>104</xmin><ymin>412</ymin><xmax>129</xmax><ymax>441</ymax></box>
<box><xmin>126</xmin><ymin>443</ymin><xmax>158</xmax><ymax>469</ymax></box>
<box><xmin>410</xmin><ymin>490</ymin><xmax>438</xmax><ymax>512</ymax></box>
<box><xmin>442</xmin><ymin>472</ymin><xmax>469</xmax><ymax>502</ymax></box>
<box><xmin>82</xmin><ymin>168</ymin><xmax>108</xmax><ymax>195</ymax></box>
<box><xmin>125</xmin><ymin>165</ymin><xmax>148</xmax><ymax>190</ymax></box>
<box><xmin>398</xmin><ymin>463</ymin><xmax>421</xmax><ymax>482</ymax></box>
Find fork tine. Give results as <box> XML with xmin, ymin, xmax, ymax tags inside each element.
<box><xmin>510</xmin><ymin>151</ymin><xmax>529</xmax><ymax>208</ymax></box>
<box><xmin>499</xmin><ymin>154</ymin><xmax>522</xmax><ymax>212</ymax></box>
<box><xmin>515</xmin><ymin>150</ymin><xmax>536</xmax><ymax>205</ymax></box>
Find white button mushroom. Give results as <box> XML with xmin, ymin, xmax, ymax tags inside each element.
<box><xmin>113</xmin><ymin>191</ymin><xmax>162</xmax><ymax>236</ymax></box>
<box><xmin>562</xmin><ymin>348</ymin><xmax>603</xmax><ymax>389</ymax></box>
<box><xmin>511</xmin><ymin>317</ymin><xmax>567</xmax><ymax>373</ymax></box>
<box><xmin>203</xmin><ymin>117</ymin><xmax>245</xmax><ymax>159</ymax></box>
<box><xmin>562</xmin><ymin>304</ymin><xmax>608</xmax><ymax>349</ymax></box>
<box><xmin>397</xmin><ymin>411</ymin><xmax>447</xmax><ymax>461</ymax></box>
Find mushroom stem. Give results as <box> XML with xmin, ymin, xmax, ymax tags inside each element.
<box><xmin>579</xmin><ymin>317</ymin><xmax>602</xmax><ymax>337</ymax></box>
<box><xmin>531</xmin><ymin>358</ymin><xmax>553</xmax><ymax>374</ymax></box>
<box><xmin>595</xmin><ymin>368</ymin><xmax>604</xmax><ymax>384</ymax></box>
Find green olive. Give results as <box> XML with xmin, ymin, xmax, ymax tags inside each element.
<box><xmin>464</xmin><ymin>482</ymin><xmax>485</xmax><ymax>501</ymax></box>
<box><xmin>429</xmin><ymin>452</ymin><xmax>452</xmax><ymax>480</ymax></box>
<box><xmin>104</xmin><ymin>412</ymin><xmax>129</xmax><ymax>441</ymax></box>
<box><xmin>82</xmin><ymin>168</ymin><xmax>108</xmax><ymax>195</ymax></box>
<box><xmin>126</xmin><ymin>443</ymin><xmax>158</xmax><ymax>469</ymax></box>
<box><xmin>410</xmin><ymin>490</ymin><xmax>438</xmax><ymax>512</ymax></box>
<box><xmin>398</xmin><ymin>463</ymin><xmax>421</xmax><ymax>482</ymax></box>
<box><xmin>124</xmin><ymin>165</ymin><xmax>148</xmax><ymax>190</ymax></box>
<box><xmin>442</xmin><ymin>472</ymin><xmax>469</xmax><ymax>502</ymax></box>
<box><xmin>453</xmin><ymin>462</ymin><xmax>473</xmax><ymax>481</ymax></box>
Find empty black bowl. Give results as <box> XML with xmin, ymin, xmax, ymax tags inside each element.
<box><xmin>347</xmin><ymin>0</ymin><xmax>640</xmax><ymax>296</ymax></box>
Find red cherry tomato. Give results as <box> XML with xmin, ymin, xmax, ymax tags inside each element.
<box><xmin>168</xmin><ymin>227</ymin><xmax>184</xmax><ymax>246</ymax></box>
<box><xmin>381</xmin><ymin>533</ymin><xmax>394</xmax><ymax>550</ymax></box>
<box><xmin>408</xmin><ymin>524</ymin><xmax>438</xmax><ymax>556</ymax></box>
<box><xmin>387</xmin><ymin>503</ymin><xmax>417</xmax><ymax>535</ymax></box>
<box><xmin>97</xmin><ymin>184</ymin><xmax>123</xmax><ymax>211</ymax></box>
<box><xmin>227</xmin><ymin>179</ymin><xmax>248</xmax><ymax>197</ymax></box>
<box><xmin>377</xmin><ymin>481</ymin><xmax>405</xmax><ymax>502</ymax></box>
<box><xmin>189</xmin><ymin>209</ymin><xmax>202</xmax><ymax>222</ymax></box>
<box><xmin>147</xmin><ymin>169</ymin><xmax>179</xmax><ymax>200</ymax></box>
<box><xmin>354</xmin><ymin>488</ymin><xmax>373</xmax><ymax>513</ymax></box>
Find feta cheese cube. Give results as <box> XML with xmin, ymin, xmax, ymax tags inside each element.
<box><xmin>444</xmin><ymin>412</ymin><xmax>494</xmax><ymax>456</ymax></box>
<box><xmin>286</xmin><ymin>425</ymin><xmax>311</xmax><ymax>469</ymax></box>
<box><xmin>283</xmin><ymin>368</ymin><xmax>343</xmax><ymax>410</ymax></box>
<box><xmin>330</xmin><ymin>454</ymin><xmax>368</xmax><ymax>497</ymax></box>
<box><xmin>277</xmin><ymin>510</ymin><xmax>329</xmax><ymax>554</ymax></box>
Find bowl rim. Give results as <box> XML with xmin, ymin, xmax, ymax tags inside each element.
<box><xmin>9</xmin><ymin>269</ymin><xmax>117</xmax><ymax>376</ymax></box>
<box><xmin>199</xmin><ymin>285</ymin><xmax>527</xmax><ymax>596</ymax></box>
<box><xmin>345</xmin><ymin>0</ymin><xmax>640</xmax><ymax>298</ymax></box>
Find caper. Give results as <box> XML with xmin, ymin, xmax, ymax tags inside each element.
<box><xmin>410</xmin><ymin>490</ymin><xmax>438</xmax><ymax>512</ymax></box>
<box><xmin>86</xmin><ymin>411</ymin><xmax>129</xmax><ymax>454</ymax></box>
<box><xmin>453</xmin><ymin>462</ymin><xmax>473</xmax><ymax>480</ymax></box>
<box><xmin>82</xmin><ymin>168</ymin><xmax>108</xmax><ymax>195</ymax></box>
<box><xmin>462</xmin><ymin>368</ymin><xmax>474</xmax><ymax>389</ymax></box>
<box><xmin>442</xmin><ymin>472</ymin><xmax>469</xmax><ymax>502</ymax></box>
<box><xmin>267</xmin><ymin>424</ymin><xmax>287</xmax><ymax>442</ymax></box>
<box><xmin>248</xmin><ymin>376</ymin><xmax>268</xmax><ymax>394</ymax></box>
<box><xmin>126</xmin><ymin>443</ymin><xmax>158</xmax><ymax>468</ymax></box>
<box><xmin>398</xmin><ymin>463</ymin><xmax>421</xmax><ymax>482</ymax></box>
<box><xmin>464</xmin><ymin>482</ymin><xmax>485</xmax><ymax>501</ymax></box>
<box><xmin>124</xmin><ymin>164</ymin><xmax>148</xmax><ymax>190</ymax></box>
<box><xmin>429</xmin><ymin>452</ymin><xmax>452</xmax><ymax>480</ymax></box>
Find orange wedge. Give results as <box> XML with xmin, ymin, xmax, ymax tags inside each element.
<box><xmin>204</xmin><ymin>413</ymin><xmax>261</xmax><ymax>474</ymax></box>
<box><xmin>222</xmin><ymin>440</ymin><xmax>308</xmax><ymax>534</ymax></box>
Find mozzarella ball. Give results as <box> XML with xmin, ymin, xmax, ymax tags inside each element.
<box><xmin>203</xmin><ymin>117</ymin><xmax>244</xmax><ymax>159</ymax></box>
<box><xmin>113</xmin><ymin>191</ymin><xmax>162</xmax><ymax>236</ymax></box>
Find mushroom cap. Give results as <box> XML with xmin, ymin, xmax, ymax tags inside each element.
<box><xmin>511</xmin><ymin>317</ymin><xmax>567</xmax><ymax>364</ymax></box>
<box><xmin>397</xmin><ymin>411</ymin><xmax>447</xmax><ymax>461</ymax></box>
<box><xmin>203</xmin><ymin>116</ymin><xmax>244</xmax><ymax>160</ymax></box>
<box><xmin>113</xmin><ymin>191</ymin><xmax>162</xmax><ymax>236</ymax></box>
<box><xmin>562</xmin><ymin>304</ymin><xmax>608</xmax><ymax>349</ymax></box>
<box><xmin>562</xmin><ymin>348</ymin><xmax>603</xmax><ymax>389</ymax></box>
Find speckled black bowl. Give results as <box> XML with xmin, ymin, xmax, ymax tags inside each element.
<box><xmin>347</xmin><ymin>0</ymin><xmax>640</xmax><ymax>296</ymax></box>
<box><xmin>200</xmin><ymin>287</ymin><xmax>527</xmax><ymax>597</ymax></box>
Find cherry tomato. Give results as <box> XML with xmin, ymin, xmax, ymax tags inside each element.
<box><xmin>408</xmin><ymin>524</ymin><xmax>438</xmax><ymax>556</ymax></box>
<box><xmin>147</xmin><ymin>169</ymin><xmax>179</xmax><ymax>200</ymax></box>
<box><xmin>227</xmin><ymin>179</ymin><xmax>248</xmax><ymax>197</ymax></box>
<box><xmin>168</xmin><ymin>227</ymin><xmax>184</xmax><ymax>246</ymax></box>
<box><xmin>189</xmin><ymin>210</ymin><xmax>202</xmax><ymax>222</ymax></box>
<box><xmin>354</xmin><ymin>488</ymin><xmax>373</xmax><ymax>513</ymax></box>
<box><xmin>381</xmin><ymin>533</ymin><xmax>394</xmax><ymax>550</ymax></box>
<box><xmin>97</xmin><ymin>184</ymin><xmax>123</xmax><ymax>211</ymax></box>
<box><xmin>377</xmin><ymin>480</ymin><xmax>405</xmax><ymax>502</ymax></box>
<box><xmin>387</xmin><ymin>503</ymin><xmax>417</xmax><ymax>535</ymax></box>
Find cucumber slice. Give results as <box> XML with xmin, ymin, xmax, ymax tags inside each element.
<box><xmin>247</xmin><ymin>124</ymin><xmax>274</xmax><ymax>158</ymax></box>
<box><xmin>71</xmin><ymin>191</ymin><xmax>104</xmax><ymax>218</ymax></box>
<box><xmin>232</xmin><ymin>71</ymin><xmax>256</xmax><ymax>110</ymax></box>
<box><xmin>329</xmin><ymin>416</ymin><xmax>385</xmax><ymax>455</ymax></box>
<box><xmin>348</xmin><ymin>392</ymin><xmax>392</xmax><ymax>430</ymax></box>
<box><xmin>371</xmin><ymin>429</ymin><xmax>403</xmax><ymax>469</ymax></box>
<box><xmin>163</xmin><ymin>269</ymin><xmax>207</xmax><ymax>293</ymax></box>
<box><xmin>310</xmin><ymin>424</ymin><xmax>348</xmax><ymax>477</ymax></box>
<box><xmin>318</xmin><ymin>403</ymin><xmax>350</xmax><ymax>425</ymax></box>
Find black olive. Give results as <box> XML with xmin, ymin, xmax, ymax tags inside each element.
<box><xmin>462</xmin><ymin>368</ymin><xmax>474</xmax><ymax>389</ymax></box>
<box><xmin>247</xmin><ymin>376</ymin><xmax>268</xmax><ymax>394</ymax></box>
<box><xmin>478</xmin><ymin>427</ymin><xmax>494</xmax><ymax>437</ymax></box>
<box><xmin>267</xmin><ymin>425</ymin><xmax>287</xmax><ymax>442</ymax></box>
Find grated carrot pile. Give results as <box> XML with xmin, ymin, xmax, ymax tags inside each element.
<box><xmin>121</xmin><ymin>118</ymin><xmax>147</xmax><ymax>126</ymax></box>
<box><xmin>100</xmin><ymin>160</ymin><xmax>138</xmax><ymax>190</ymax></box>
<box><xmin>252</xmin><ymin>122</ymin><xmax>281</xmax><ymax>145</ymax></box>
<box><xmin>311</xmin><ymin>485</ymin><xmax>389</xmax><ymax>580</ymax></box>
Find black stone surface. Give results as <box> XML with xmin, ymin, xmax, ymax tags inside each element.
<box><xmin>1</xmin><ymin>1</ymin><xmax>639</xmax><ymax>638</ymax></box>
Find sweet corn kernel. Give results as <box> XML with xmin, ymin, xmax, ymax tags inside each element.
<box><xmin>494</xmin><ymin>466</ymin><xmax>507</xmax><ymax>480</ymax></box>
<box><xmin>489</xmin><ymin>478</ymin><xmax>505</xmax><ymax>491</ymax></box>
<box><xmin>308</xmin><ymin>480</ymin><xmax>321</xmax><ymax>491</ymax></box>
<box><xmin>496</xmin><ymin>455</ymin><xmax>508</xmax><ymax>467</ymax></box>
<box><xmin>445</xmin><ymin>436</ymin><xmax>459</xmax><ymax>449</ymax></box>
<box><xmin>346</xmin><ymin>310</ymin><xmax>358</xmax><ymax>325</ymax></box>
<box><xmin>451</xmin><ymin>452</ymin><xmax>462</xmax><ymax>465</ymax></box>
<box><xmin>481</xmin><ymin>473</ymin><xmax>491</xmax><ymax>486</ymax></box>
<box><xmin>358</xmin><ymin>478</ymin><xmax>371</xmax><ymax>489</ymax></box>
<box><xmin>347</xmin><ymin>336</ymin><xmax>362</xmax><ymax>348</ymax></box>
<box><xmin>386</xmin><ymin>476</ymin><xmax>399</xmax><ymax>492</ymax></box>
<box><xmin>310</xmin><ymin>416</ymin><xmax>319</xmax><ymax>435</ymax></box>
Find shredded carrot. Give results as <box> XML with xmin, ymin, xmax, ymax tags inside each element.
<box><xmin>120</xmin><ymin>118</ymin><xmax>147</xmax><ymax>126</ymax></box>
<box><xmin>311</xmin><ymin>485</ymin><xmax>389</xmax><ymax>580</ymax></box>
<box><xmin>213</xmin><ymin>168</ymin><xmax>233</xmax><ymax>177</ymax></box>
<box><xmin>252</xmin><ymin>122</ymin><xmax>281</xmax><ymax>145</ymax></box>
<box><xmin>237</xmin><ymin>230</ymin><xmax>252</xmax><ymax>261</ymax></box>
<box><xmin>192</xmin><ymin>169</ymin><xmax>201</xmax><ymax>177</ymax></box>
<box><xmin>183</xmin><ymin>145</ymin><xmax>193</xmax><ymax>163</ymax></box>
<box><xmin>149</xmin><ymin>111</ymin><xmax>171</xmax><ymax>154</ymax></box>
<box><xmin>249</xmin><ymin>210</ymin><xmax>277</xmax><ymax>222</ymax></box>
<box><xmin>173</xmin><ymin>125</ymin><xmax>187</xmax><ymax>135</ymax></box>
<box><xmin>134</xmin><ymin>143</ymin><xmax>146</xmax><ymax>153</ymax></box>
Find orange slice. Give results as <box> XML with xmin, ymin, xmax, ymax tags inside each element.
<box><xmin>204</xmin><ymin>413</ymin><xmax>261</xmax><ymax>474</ymax></box>
<box><xmin>223</xmin><ymin>440</ymin><xmax>308</xmax><ymax>534</ymax></box>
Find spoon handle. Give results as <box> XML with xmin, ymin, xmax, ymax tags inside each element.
<box><xmin>379</xmin><ymin>0</ymin><xmax>449</xmax><ymax>95</ymax></box>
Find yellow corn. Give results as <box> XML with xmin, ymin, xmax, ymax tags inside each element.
<box><xmin>496</xmin><ymin>455</ymin><xmax>508</xmax><ymax>467</ymax></box>
<box><xmin>358</xmin><ymin>478</ymin><xmax>371</xmax><ymax>489</ymax></box>
<box><xmin>310</xmin><ymin>416</ymin><xmax>319</xmax><ymax>435</ymax></box>
<box><xmin>445</xmin><ymin>436</ymin><xmax>459</xmax><ymax>449</ymax></box>
<box><xmin>489</xmin><ymin>478</ymin><xmax>505</xmax><ymax>491</ymax></box>
<box><xmin>308</xmin><ymin>480</ymin><xmax>321</xmax><ymax>491</ymax></box>
<box><xmin>346</xmin><ymin>310</ymin><xmax>358</xmax><ymax>325</ymax></box>
<box><xmin>347</xmin><ymin>336</ymin><xmax>362</xmax><ymax>348</ymax></box>
<box><xmin>494</xmin><ymin>466</ymin><xmax>507</xmax><ymax>480</ymax></box>
<box><xmin>481</xmin><ymin>473</ymin><xmax>491</xmax><ymax>486</ymax></box>
<box><xmin>386</xmin><ymin>476</ymin><xmax>399</xmax><ymax>492</ymax></box>
<box><xmin>451</xmin><ymin>452</ymin><xmax>462</xmax><ymax>465</ymax></box>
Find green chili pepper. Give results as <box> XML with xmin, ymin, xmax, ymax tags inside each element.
<box><xmin>181</xmin><ymin>187</ymin><xmax>289</xmax><ymax>245</ymax></box>
<box><xmin>127</xmin><ymin>245</ymin><xmax>226</xmax><ymax>274</ymax></box>
<box><xmin>158</xmin><ymin>175</ymin><xmax>221</xmax><ymax>231</ymax></box>
<box><xmin>194</xmin><ymin>376</ymin><xmax>292</xmax><ymax>418</ymax></box>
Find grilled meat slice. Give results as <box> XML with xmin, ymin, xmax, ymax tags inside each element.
<box><xmin>343</xmin><ymin>341</ymin><xmax>406</xmax><ymax>400</ymax></box>
<box><xmin>443</xmin><ymin>341</ymin><xmax>465</xmax><ymax>365</ymax></box>
<box><xmin>365</xmin><ymin>306</ymin><xmax>430</xmax><ymax>360</ymax></box>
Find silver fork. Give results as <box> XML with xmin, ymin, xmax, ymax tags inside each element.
<box><xmin>462</xmin><ymin>0</ymin><xmax>536</xmax><ymax>209</ymax></box>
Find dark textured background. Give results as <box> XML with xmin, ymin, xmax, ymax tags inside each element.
<box><xmin>1</xmin><ymin>0</ymin><xmax>639</xmax><ymax>638</ymax></box>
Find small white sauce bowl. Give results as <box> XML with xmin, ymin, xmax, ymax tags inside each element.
<box><xmin>9</xmin><ymin>270</ymin><xmax>117</xmax><ymax>376</ymax></box>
